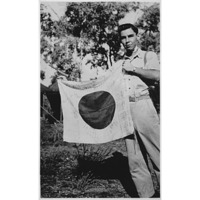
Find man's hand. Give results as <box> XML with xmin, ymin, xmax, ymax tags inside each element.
<box><xmin>122</xmin><ymin>60</ymin><xmax>136</xmax><ymax>75</ymax></box>
<box><xmin>122</xmin><ymin>68</ymin><xmax>132</xmax><ymax>75</ymax></box>
<box><xmin>122</xmin><ymin>60</ymin><xmax>136</xmax><ymax>71</ymax></box>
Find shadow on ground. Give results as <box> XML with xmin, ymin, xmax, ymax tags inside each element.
<box><xmin>78</xmin><ymin>151</ymin><xmax>139</xmax><ymax>198</ymax></box>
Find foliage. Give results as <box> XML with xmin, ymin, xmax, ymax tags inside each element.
<box><xmin>41</xmin><ymin>95</ymin><xmax>54</xmax><ymax>123</ymax></box>
<box><xmin>41</xmin><ymin>146</ymin><xmax>69</xmax><ymax>176</ymax></box>
<box><xmin>40</xmin><ymin>117</ymin><xmax>63</xmax><ymax>146</ymax></box>
<box><xmin>40</xmin><ymin>2</ymin><xmax>160</xmax><ymax>82</ymax></box>
<box><xmin>136</xmin><ymin>3</ymin><xmax>160</xmax><ymax>52</ymax></box>
<box><xmin>63</xmin><ymin>2</ymin><xmax>139</xmax><ymax>61</ymax></box>
<box><xmin>40</xmin><ymin>3</ymin><xmax>81</xmax><ymax>81</ymax></box>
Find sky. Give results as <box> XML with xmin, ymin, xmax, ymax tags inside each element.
<box><xmin>41</xmin><ymin>2</ymin><xmax>67</xmax><ymax>21</ymax></box>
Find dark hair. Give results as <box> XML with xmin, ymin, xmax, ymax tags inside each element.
<box><xmin>118</xmin><ymin>23</ymin><xmax>138</xmax><ymax>35</ymax></box>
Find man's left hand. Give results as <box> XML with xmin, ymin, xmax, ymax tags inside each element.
<box><xmin>122</xmin><ymin>60</ymin><xmax>136</xmax><ymax>75</ymax></box>
<box><xmin>122</xmin><ymin>60</ymin><xmax>136</xmax><ymax>72</ymax></box>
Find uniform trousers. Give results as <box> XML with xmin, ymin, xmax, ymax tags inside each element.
<box><xmin>125</xmin><ymin>98</ymin><xmax>160</xmax><ymax>198</ymax></box>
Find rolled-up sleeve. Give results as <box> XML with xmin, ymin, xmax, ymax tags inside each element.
<box><xmin>144</xmin><ymin>51</ymin><xmax>160</xmax><ymax>70</ymax></box>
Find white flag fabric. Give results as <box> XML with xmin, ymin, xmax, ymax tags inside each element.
<box><xmin>58</xmin><ymin>65</ymin><xmax>134</xmax><ymax>144</ymax></box>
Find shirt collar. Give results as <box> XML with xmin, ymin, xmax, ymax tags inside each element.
<box><xmin>124</xmin><ymin>47</ymin><xmax>143</xmax><ymax>61</ymax></box>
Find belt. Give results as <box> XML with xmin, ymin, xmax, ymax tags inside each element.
<box><xmin>129</xmin><ymin>95</ymin><xmax>150</xmax><ymax>102</ymax></box>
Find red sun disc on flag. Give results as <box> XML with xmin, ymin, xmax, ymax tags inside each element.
<box><xmin>78</xmin><ymin>91</ymin><xmax>116</xmax><ymax>129</ymax></box>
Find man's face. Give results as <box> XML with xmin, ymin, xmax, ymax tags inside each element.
<box><xmin>120</xmin><ymin>28</ymin><xmax>137</xmax><ymax>52</ymax></box>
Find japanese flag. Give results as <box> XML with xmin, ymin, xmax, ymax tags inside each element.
<box><xmin>58</xmin><ymin>64</ymin><xmax>134</xmax><ymax>144</ymax></box>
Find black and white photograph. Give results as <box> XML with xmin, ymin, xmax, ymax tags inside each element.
<box><xmin>40</xmin><ymin>1</ymin><xmax>160</xmax><ymax>198</ymax></box>
<box><xmin>3</xmin><ymin>1</ymin><xmax>200</xmax><ymax>200</ymax></box>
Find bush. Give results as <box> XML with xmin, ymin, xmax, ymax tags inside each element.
<box><xmin>40</xmin><ymin>118</ymin><xmax>63</xmax><ymax>146</ymax></box>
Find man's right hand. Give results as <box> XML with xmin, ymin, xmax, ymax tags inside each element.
<box><xmin>122</xmin><ymin>68</ymin><xmax>134</xmax><ymax>75</ymax></box>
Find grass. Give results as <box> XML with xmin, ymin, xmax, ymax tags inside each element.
<box><xmin>40</xmin><ymin>118</ymin><xmax>159</xmax><ymax>198</ymax></box>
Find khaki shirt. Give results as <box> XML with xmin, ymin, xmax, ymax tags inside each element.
<box><xmin>123</xmin><ymin>47</ymin><xmax>160</xmax><ymax>98</ymax></box>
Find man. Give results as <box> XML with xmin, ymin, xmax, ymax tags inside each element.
<box><xmin>118</xmin><ymin>23</ymin><xmax>160</xmax><ymax>198</ymax></box>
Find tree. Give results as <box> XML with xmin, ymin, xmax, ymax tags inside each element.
<box><xmin>40</xmin><ymin>3</ymin><xmax>82</xmax><ymax>81</ymax></box>
<box><xmin>136</xmin><ymin>3</ymin><xmax>160</xmax><ymax>52</ymax></box>
<box><xmin>63</xmin><ymin>2</ymin><xmax>142</xmax><ymax>65</ymax></box>
<box><xmin>40</xmin><ymin>2</ymin><xmax>160</xmax><ymax>82</ymax></box>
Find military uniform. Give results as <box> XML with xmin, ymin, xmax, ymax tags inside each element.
<box><xmin>122</xmin><ymin>47</ymin><xmax>160</xmax><ymax>197</ymax></box>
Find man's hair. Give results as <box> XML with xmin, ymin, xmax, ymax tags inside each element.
<box><xmin>118</xmin><ymin>23</ymin><xmax>138</xmax><ymax>35</ymax></box>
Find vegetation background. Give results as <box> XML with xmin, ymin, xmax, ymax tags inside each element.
<box><xmin>40</xmin><ymin>1</ymin><xmax>160</xmax><ymax>82</ymax></box>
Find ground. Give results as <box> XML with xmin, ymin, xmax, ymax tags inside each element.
<box><xmin>40</xmin><ymin>118</ymin><xmax>159</xmax><ymax>198</ymax></box>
